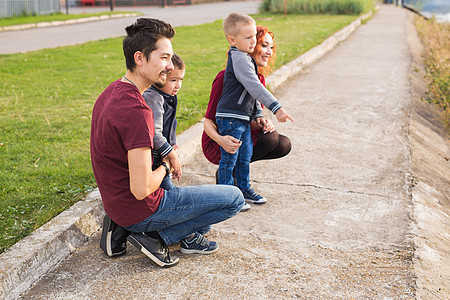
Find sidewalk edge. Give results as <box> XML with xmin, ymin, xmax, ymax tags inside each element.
<box><xmin>0</xmin><ymin>11</ymin><xmax>373</xmax><ymax>300</ymax></box>
<box><xmin>0</xmin><ymin>190</ymin><xmax>103</xmax><ymax>300</ymax></box>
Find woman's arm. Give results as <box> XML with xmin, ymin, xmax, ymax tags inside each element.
<box><xmin>203</xmin><ymin>70</ymin><xmax>241</xmax><ymax>154</ymax></box>
<box><xmin>204</xmin><ymin>118</ymin><xmax>241</xmax><ymax>154</ymax></box>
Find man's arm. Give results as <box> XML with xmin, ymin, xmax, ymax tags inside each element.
<box><xmin>128</xmin><ymin>147</ymin><xmax>170</xmax><ymax>200</ymax></box>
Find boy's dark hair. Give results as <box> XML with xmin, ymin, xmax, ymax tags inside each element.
<box><xmin>171</xmin><ymin>53</ymin><xmax>185</xmax><ymax>70</ymax></box>
<box><xmin>123</xmin><ymin>18</ymin><xmax>175</xmax><ymax>71</ymax></box>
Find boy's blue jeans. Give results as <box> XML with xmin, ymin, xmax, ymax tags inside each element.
<box><xmin>216</xmin><ymin>117</ymin><xmax>253</xmax><ymax>191</ymax></box>
<box><xmin>124</xmin><ymin>185</ymin><xmax>244</xmax><ymax>245</ymax></box>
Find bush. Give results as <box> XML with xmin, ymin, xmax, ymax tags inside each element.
<box><xmin>260</xmin><ymin>0</ymin><xmax>374</xmax><ymax>15</ymax></box>
<box><xmin>415</xmin><ymin>16</ymin><xmax>450</xmax><ymax>129</ymax></box>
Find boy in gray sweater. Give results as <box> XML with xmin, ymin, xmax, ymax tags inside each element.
<box><xmin>216</xmin><ymin>13</ymin><xmax>294</xmax><ymax>206</ymax></box>
<box><xmin>143</xmin><ymin>54</ymin><xmax>185</xmax><ymax>190</ymax></box>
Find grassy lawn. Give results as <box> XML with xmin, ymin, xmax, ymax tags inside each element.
<box><xmin>0</xmin><ymin>11</ymin><xmax>141</xmax><ymax>27</ymax></box>
<box><xmin>0</xmin><ymin>13</ymin><xmax>358</xmax><ymax>253</ymax></box>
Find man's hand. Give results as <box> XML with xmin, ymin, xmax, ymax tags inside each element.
<box><xmin>275</xmin><ymin>108</ymin><xmax>295</xmax><ymax>123</ymax></box>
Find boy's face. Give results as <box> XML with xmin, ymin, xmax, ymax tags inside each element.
<box><xmin>142</xmin><ymin>38</ymin><xmax>174</xmax><ymax>87</ymax></box>
<box><xmin>158</xmin><ymin>67</ymin><xmax>185</xmax><ymax>96</ymax></box>
<box><xmin>228</xmin><ymin>23</ymin><xmax>257</xmax><ymax>54</ymax></box>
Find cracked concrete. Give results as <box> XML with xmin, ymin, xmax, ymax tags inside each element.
<box><xmin>185</xmin><ymin>168</ymin><xmax>400</xmax><ymax>199</ymax></box>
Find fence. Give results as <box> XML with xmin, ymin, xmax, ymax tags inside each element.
<box><xmin>80</xmin><ymin>0</ymin><xmax>190</xmax><ymax>6</ymax></box>
<box><xmin>0</xmin><ymin>0</ymin><xmax>60</xmax><ymax>18</ymax></box>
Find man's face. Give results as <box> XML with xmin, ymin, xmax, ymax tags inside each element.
<box><xmin>229</xmin><ymin>24</ymin><xmax>257</xmax><ymax>54</ymax></box>
<box><xmin>143</xmin><ymin>38</ymin><xmax>174</xmax><ymax>87</ymax></box>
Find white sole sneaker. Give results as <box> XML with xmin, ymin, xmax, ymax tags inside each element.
<box><xmin>240</xmin><ymin>202</ymin><xmax>251</xmax><ymax>212</ymax></box>
<box><xmin>244</xmin><ymin>197</ymin><xmax>267</xmax><ymax>204</ymax></box>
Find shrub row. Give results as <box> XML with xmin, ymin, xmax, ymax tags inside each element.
<box><xmin>260</xmin><ymin>0</ymin><xmax>374</xmax><ymax>15</ymax></box>
<box><xmin>415</xmin><ymin>16</ymin><xmax>450</xmax><ymax>129</ymax></box>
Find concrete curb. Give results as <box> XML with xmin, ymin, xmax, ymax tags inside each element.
<box><xmin>0</xmin><ymin>11</ymin><xmax>373</xmax><ymax>300</ymax></box>
<box><xmin>0</xmin><ymin>190</ymin><xmax>104</xmax><ymax>300</ymax></box>
<box><xmin>0</xmin><ymin>13</ymin><xmax>140</xmax><ymax>32</ymax></box>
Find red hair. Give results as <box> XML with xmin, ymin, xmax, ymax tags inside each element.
<box><xmin>250</xmin><ymin>25</ymin><xmax>277</xmax><ymax>76</ymax></box>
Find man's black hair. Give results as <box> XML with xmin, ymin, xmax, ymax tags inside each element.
<box><xmin>123</xmin><ymin>18</ymin><xmax>175</xmax><ymax>71</ymax></box>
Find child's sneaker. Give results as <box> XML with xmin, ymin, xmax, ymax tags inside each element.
<box><xmin>180</xmin><ymin>232</ymin><xmax>218</xmax><ymax>254</ymax></box>
<box><xmin>242</xmin><ymin>188</ymin><xmax>267</xmax><ymax>204</ymax></box>
<box><xmin>240</xmin><ymin>202</ymin><xmax>251</xmax><ymax>212</ymax></box>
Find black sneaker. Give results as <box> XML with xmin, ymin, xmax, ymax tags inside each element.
<box><xmin>180</xmin><ymin>232</ymin><xmax>219</xmax><ymax>254</ymax></box>
<box><xmin>100</xmin><ymin>215</ymin><xmax>130</xmax><ymax>257</ymax></box>
<box><xmin>127</xmin><ymin>232</ymin><xmax>179</xmax><ymax>268</ymax></box>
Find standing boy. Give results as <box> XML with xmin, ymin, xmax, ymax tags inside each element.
<box><xmin>91</xmin><ymin>18</ymin><xmax>244</xmax><ymax>268</ymax></box>
<box><xmin>143</xmin><ymin>53</ymin><xmax>185</xmax><ymax>190</ymax></box>
<box><xmin>216</xmin><ymin>13</ymin><xmax>294</xmax><ymax>206</ymax></box>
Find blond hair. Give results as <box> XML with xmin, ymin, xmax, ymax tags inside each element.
<box><xmin>223</xmin><ymin>13</ymin><xmax>255</xmax><ymax>37</ymax></box>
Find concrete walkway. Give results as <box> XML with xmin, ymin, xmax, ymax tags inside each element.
<box><xmin>0</xmin><ymin>1</ymin><xmax>259</xmax><ymax>54</ymax></box>
<box><xmin>15</xmin><ymin>5</ymin><xmax>429</xmax><ymax>299</ymax></box>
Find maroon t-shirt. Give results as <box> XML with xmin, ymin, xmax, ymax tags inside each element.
<box><xmin>201</xmin><ymin>70</ymin><xmax>265</xmax><ymax>165</ymax></box>
<box><xmin>90</xmin><ymin>80</ymin><xmax>164</xmax><ymax>227</ymax></box>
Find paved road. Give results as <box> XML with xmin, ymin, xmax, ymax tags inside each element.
<box><xmin>21</xmin><ymin>6</ymin><xmax>418</xmax><ymax>298</ymax></box>
<box><xmin>0</xmin><ymin>1</ymin><xmax>259</xmax><ymax>54</ymax></box>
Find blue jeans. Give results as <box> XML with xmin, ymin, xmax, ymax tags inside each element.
<box><xmin>124</xmin><ymin>185</ymin><xmax>244</xmax><ymax>245</ymax></box>
<box><xmin>160</xmin><ymin>176</ymin><xmax>176</xmax><ymax>190</ymax></box>
<box><xmin>216</xmin><ymin>117</ymin><xmax>253</xmax><ymax>191</ymax></box>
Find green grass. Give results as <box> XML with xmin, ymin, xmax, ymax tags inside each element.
<box><xmin>0</xmin><ymin>11</ymin><xmax>141</xmax><ymax>27</ymax></box>
<box><xmin>0</xmin><ymin>13</ymin><xmax>359</xmax><ymax>253</ymax></box>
